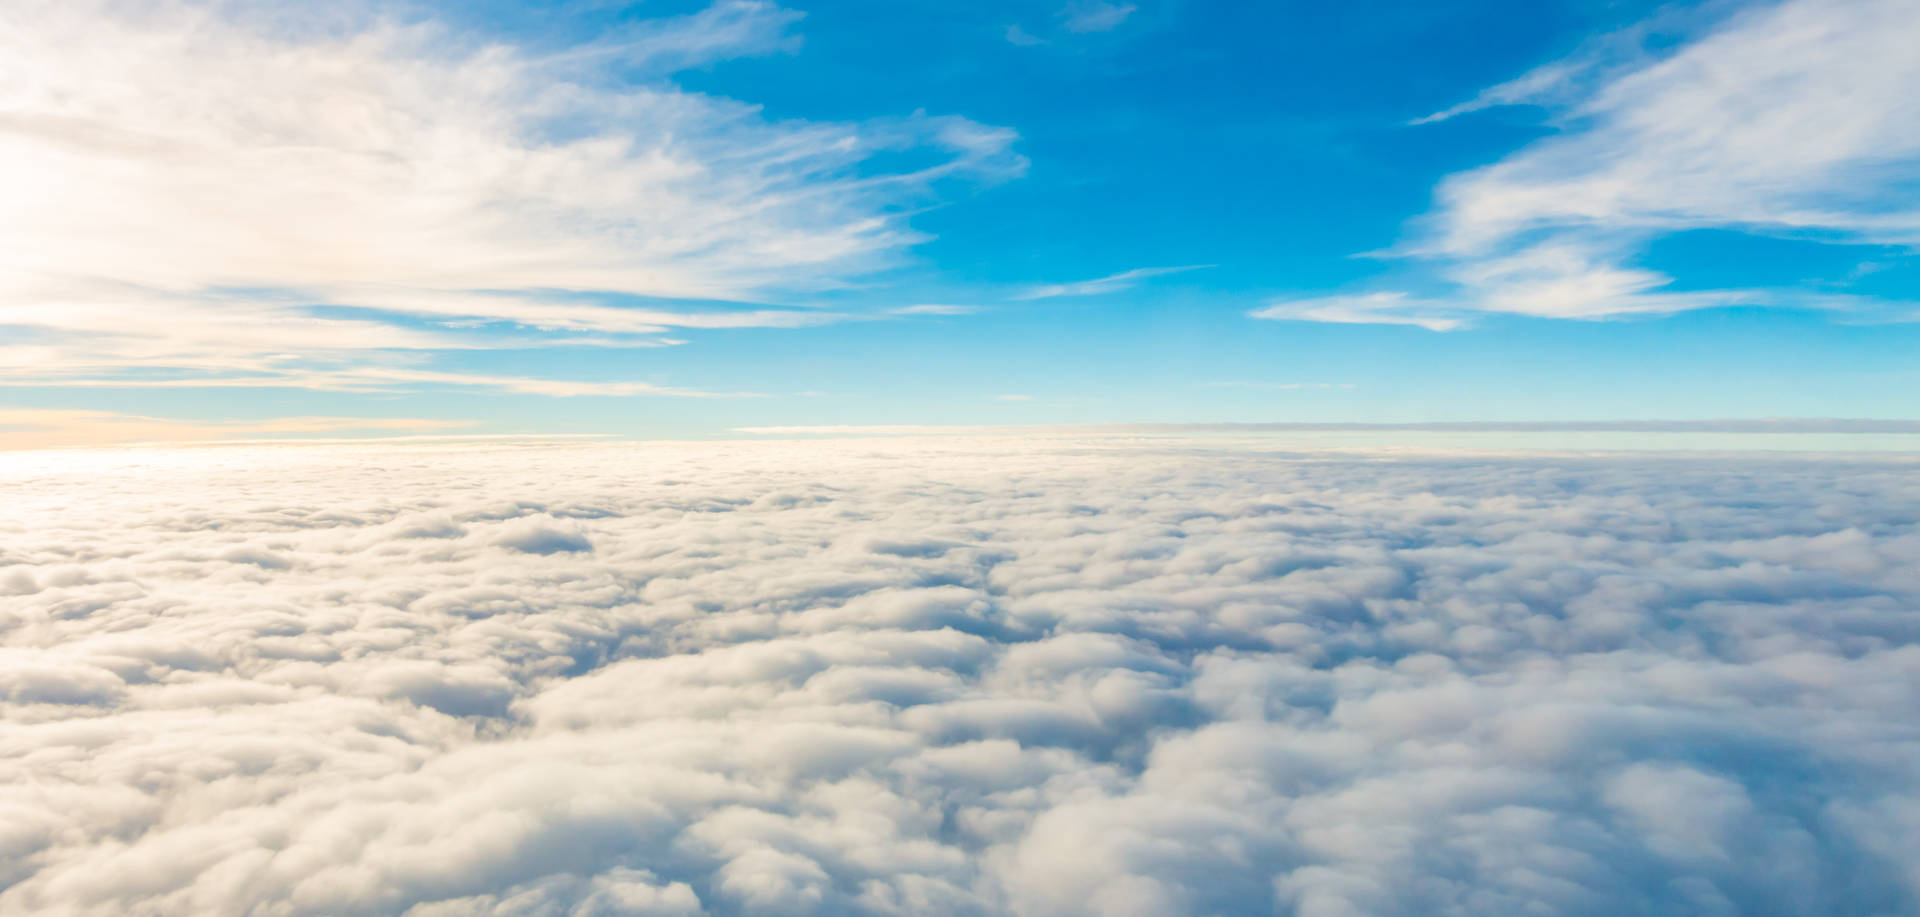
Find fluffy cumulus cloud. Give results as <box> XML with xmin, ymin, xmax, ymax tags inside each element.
<box><xmin>2</xmin><ymin>438</ymin><xmax>1918</xmax><ymax>915</ymax></box>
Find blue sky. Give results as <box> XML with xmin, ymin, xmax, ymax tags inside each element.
<box><xmin>2</xmin><ymin>0</ymin><xmax>1918</xmax><ymax>444</ymax></box>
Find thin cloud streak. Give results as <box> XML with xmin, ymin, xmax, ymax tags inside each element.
<box><xmin>888</xmin><ymin>304</ymin><xmax>981</xmax><ymax>316</ymax></box>
<box><xmin>1060</xmin><ymin>1</ymin><xmax>1137</xmax><ymax>33</ymax></box>
<box><xmin>1250</xmin><ymin>293</ymin><xmax>1466</xmax><ymax>331</ymax></box>
<box><xmin>0</xmin><ymin>367</ymin><xmax>757</xmax><ymax>398</ymax></box>
<box><xmin>1014</xmin><ymin>265</ymin><xmax>1212</xmax><ymax>300</ymax></box>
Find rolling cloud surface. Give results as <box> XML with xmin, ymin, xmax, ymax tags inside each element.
<box><xmin>2</xmin><ymin>439</ymin><xmax>1917</xmax><ymax>915</ymax></box>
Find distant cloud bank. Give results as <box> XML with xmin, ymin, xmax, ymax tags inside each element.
<box><xmin>3</xmin><ymin>440</ymin><xmax>1918</xmax><ymax>914</ymax></box>
<box><xmin>735</xmin><ymin>418</ymin><xmax>1920</xmax><ymax>436</ymax></box>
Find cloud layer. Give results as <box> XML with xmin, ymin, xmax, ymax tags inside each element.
<box><xmin>3</xmin><ymin>439</ymin><xmax>1918</xmax><ymax>915</ymax></box>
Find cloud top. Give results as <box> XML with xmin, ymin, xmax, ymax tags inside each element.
<box><xmin>2</xmin><ymin>439</ymin><xmax>1918</xmax><ymax>914</ymax></box>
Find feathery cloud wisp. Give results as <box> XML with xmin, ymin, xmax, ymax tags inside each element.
<box><xmin>1014</xmin><ymin>265</ymin><xmax>1211</xmax><ymax>300</ymax></box>
<box><xmin>1250</xmin><ymin>293</ymin><xmax>1465</xmax><ymax>331</ymax></box>
<box><xmin>1285</xmin><ymin>0</ymin><xmax>1920</xmax><ymax>329</ymax></box>
<box><xmin>1060</xmin><ymin>2</ymin><xmax>1137</xmax><ymax>34</ymax></box>
<box><xmin>0</xmin><ymin>0</ymin><xmax>1020</xmax><ymax>393</ymax></box>
<box><xmin>888</xmin><ymin>304</ymin><xmax>981</xmax><ymax>316</ymax></box>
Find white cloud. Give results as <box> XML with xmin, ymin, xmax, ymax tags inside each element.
<box><xmin>1250</xmin><ymin>292</ymin><xmax>1465</xmax><ymax>331</ymax></box>
<box><xmin>1014</xmin><ymin>266</ymin><xmax>1210</xmax><ymax>301</ymax></box>
<box><xmin>1410</xmin><ymin>58</ymin><xmax>1589</xmax><ymax>126</ymax></box>
<box><xmin>1431</xmin><ymin>0</ymin><xmax>1920</xmax><ymax>255</ymax></box>
<box><xmin>888</xmin><ymin>304</ymin><xmax>981</xmax><ymax>316</ymax></box>
<box><xmin>1060</xmin><ymin>2</ymin><xmax>1138</xmax><ymax>34</ymax></box>
<box><xmin>0</xmin><ymin>365</ymin><xmax>761</xmax><ymax>398</ymax></box>
<box><xmin>2</xmin><ymin>438</ymin><xmax>1918</xmax><ymax>914</ymax></box>
<box><xmin>1005</xmin><ymin>24</ymin><xmax>1048</xmax><ymax>47</ymax></box>
<box><xmin>1317</xmin><ymin>0</ymin><xmax>1920</xmax><ymax>327</ymax></box>
<box><xmin>0</xmin><ymin>0</ymin><xmax>1020</xmax><ymax>393</ymax></box>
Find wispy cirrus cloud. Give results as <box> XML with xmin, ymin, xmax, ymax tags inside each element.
<box><xmin>1060</xmin><ymin>1</ymin><xmax>1137</xmax><ymax>33</ymax></box>
<box><xmin>1251</xmin><ymin>293</ymin><xmax>1467</xmax><ymax>332</ymax></box>
<box><xmin>888</xmin><ymin>304</ymin><xmax>980</xmax><ymax>316</ymax></box>
<box><xmin>0</xmin><ymin>0</ymin><xmax>1020</xmax><ymax>395</ymax></box>
<box><xmin>1424</xmin><ymin>0</ymin><xmax>1920</xmax><ymax>256</ymax></box>
<box><xmin>1273</xmin><ymin>0</ymin><xmax>1920</xmax><ymax>330</ymax></box>
<box><xmin>1014</xmin><ymin>265</ymin><xmax>1211</xmax><ymax>300</ymax></box>
<box><xmin>1005</xmin><ymin>23</ymin><xmax>1048</xmax><ymax>46</ymax></box>
<box><xmin>0</xmin><ymin>364</ymin><xmax>760</xmax><ymax>398</ymax></box>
